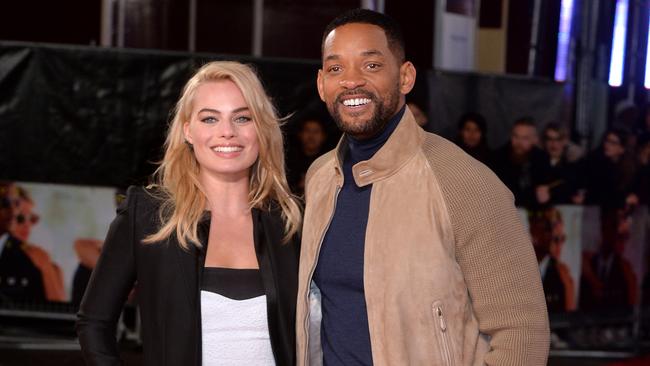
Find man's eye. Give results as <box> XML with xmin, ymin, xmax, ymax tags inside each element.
<box><xmin>367</xmin><ymin>63</ymin><xmax>381</xmax><ymax>69</ymax></box>
<box><xmin>328</xmin><ymin>66</ymin><xmax>342</xmax><ymax>73</ymax></box>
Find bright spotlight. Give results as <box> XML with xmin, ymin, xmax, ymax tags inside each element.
<box><xmin>608</xmin><ymin>0</ymin><xmax>629</xmax><ymax>87</ymax></box>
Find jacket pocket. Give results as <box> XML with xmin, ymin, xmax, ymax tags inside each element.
<box><xmin>432</xmin><ymin>300</ymin><xmax>456</xmax><ymax>366</ymax></box>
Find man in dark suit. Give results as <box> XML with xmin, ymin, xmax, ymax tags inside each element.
<box><xmin>490</xmin><ymin>117</ymin><xmax>552</xmax><ymax>208</ymax></box>
<box><xmin>536</xmin><ymin>123</ymin><xmax>584</xmax><ymax>205</ymax></box>
<box><xmin>0</xmin><ymin>181</ymin><xmax>46</xmax><ymax>303</ymax></box>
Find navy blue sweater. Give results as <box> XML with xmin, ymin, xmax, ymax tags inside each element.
<box><xmin>312</xmin><ymin>106</ymin><xmax>405</xmax><ymax>366</ymax></box>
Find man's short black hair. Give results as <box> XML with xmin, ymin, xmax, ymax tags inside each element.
<box><xmin>321</xmin><ymin>8</ymin><xmax>406</xmax><ymax>63</ymax></box>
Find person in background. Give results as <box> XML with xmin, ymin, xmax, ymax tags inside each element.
<box><xmin>77</xmin><ymin>61</ymin><xmax>302</xmax><ymax>366</ymax></box>
<box><xmin>490</xmin><ymin>117</ymin><xmax>551</xmax><ymax>208</ymax></box>
<box><xmin>536</xmin><ymin>122</ymin><xmax>584</xmax><ymax>205</ymax></box>
<box><xmin>5</xmin><ymin>184</ymin><xmax>65</xmax><ymax>302</ymax></box>
<box><xmin>455</xmin><ymin>112</ymin><xmax>491</xmax><ymax>164</ymax></box>
<box><xmin>582</xmin><ymin>128</ymin><xmax>638</xmax><ymax>210</ymax></box>
<box><xmin>0</xmin><ymin>183</ymin><xmax>44</xmax><ymax>302</ymax></box>
<box><xmin>286</xmin><ymin>117</ymin><xmax>328</xmax><ymax>195</ymax></box>
<box><xmin>0</xmin><ymin>182</ymin><xmax>46</xmax><ymax>303</ymax></box>
<box><xmin>9</xmin><ymin>186</ymin><xmax>40</xmax><ymax>243</ymax></box>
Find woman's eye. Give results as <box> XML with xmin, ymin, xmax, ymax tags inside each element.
<box><xmin>200</xmin><ymin>116</ymin><xmax>217</xmax><ymax>124</ymax></box>
<box><xmin>234</xmin><ymin>116</ymin><xmax>252</xmax><ymax>124</ymax></box>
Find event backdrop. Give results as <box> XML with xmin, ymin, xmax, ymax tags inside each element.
<box><xmin>0</xmin><ymin>41</ymin><xmax>567</xmax><ymax>188</ymax></box>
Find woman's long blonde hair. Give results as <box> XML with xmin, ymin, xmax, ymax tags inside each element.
<box><xmin>145</xmin><ymin>61</ymin><xmax>302</xmax><ymax>249</ymax></box>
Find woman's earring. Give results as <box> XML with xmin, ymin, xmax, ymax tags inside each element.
<box><xmin>185</xmin><ymin>140</ymin><xmax>194</xmax><ymax>150</ymax></box>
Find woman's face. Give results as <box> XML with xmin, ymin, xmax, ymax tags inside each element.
<box><xmin>299</xmin><ymin>120</ymin><xmax>326</xmax><ymax>154</ymax></box>
<box><xmin>461</xmin><ymin>120</ymin><xmax>482</xmax><ymax>148</ymax></box>
<box><xmin>184</xmin><ymin>80</ymin><xmax>260</xmax><ymax>181</ymax></box>
<box><xmin>10</xmin><ymin>198</ymin><xmax>38</xmax><ymax>243</ymax></box>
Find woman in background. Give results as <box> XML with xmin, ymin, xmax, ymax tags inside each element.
<box><xmin>77</xmin><ymin>61</ymin><xmax>302</xmax><ymax>365</ymax></box>
<box><xmin>455</xmin><ymin>112</ymin><xmax>491</xmax><ymax>164</ymax></box>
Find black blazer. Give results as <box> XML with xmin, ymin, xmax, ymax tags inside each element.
<box><xmin>77</xmin><ymin>186</ymin><xmax>299</xmax><ymax>366</ymax></box>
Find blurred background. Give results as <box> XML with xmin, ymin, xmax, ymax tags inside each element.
<box><xmin>1</xmin><ymin>0</ymin><xmax>650</xmax><ymax>365</ymax></box>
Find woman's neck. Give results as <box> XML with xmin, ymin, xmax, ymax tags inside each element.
<box><xmin>199</xmin><ymin>170</ymin><xmax>251</xmax><ymax>218</ymax></box>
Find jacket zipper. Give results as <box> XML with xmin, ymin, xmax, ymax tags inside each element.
<box><xmin>303</xmin><ymin>184</ymin><xmax>341</xmax><ymax>366</ymax></box>
<box><xmin>433</xmin><ymin>303</ymin><xmax>454</xmax><ymax>366</ymax></box>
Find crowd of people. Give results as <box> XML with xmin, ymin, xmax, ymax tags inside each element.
<box><xmin>455</xmin><ymin>109</ymin><xmax>650</xmax><ymax>320</ymax></box>
<box><xmin>287</xmin><ymin>104</ymin><xmax>650</xmax><ymax>213</ymax></box>
<box><xmin>459</xmin><ymin>110</ymin><xmax>649</xmax><ymax>211</ymax></box>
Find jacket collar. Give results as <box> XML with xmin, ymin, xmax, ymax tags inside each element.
<box><xmin>333</xmin><ymin>105</ymin><xmax>424</xmax><ymax>187</ymax></box>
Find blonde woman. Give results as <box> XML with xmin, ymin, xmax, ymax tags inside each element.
<box><xmin>77</xmin><ymin>61</ymin><xmax>302</xmax><ymax>366</ymax></box>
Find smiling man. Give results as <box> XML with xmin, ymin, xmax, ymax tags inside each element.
<box><xmin>296</xmin><ymin>9</ymin><xmax>550</xmax><ymax>366</ymax></box>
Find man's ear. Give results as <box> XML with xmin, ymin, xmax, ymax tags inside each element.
<box><xmin>316</xmin><ymin>69</ymin><xmax>326</xmax><ymax>102</ymax></box>
<box><xmin>399</xmin><ymin>61</ymin><xmax>416</xmax><ymax>95</ymax></box>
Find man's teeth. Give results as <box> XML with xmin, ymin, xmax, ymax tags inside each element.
<box><xmin>212</xmin><ymin>146</ymin><xmax>243</xmax><ymax>153</ymax></box>
<box><xmin>343</xmin><ymin>98</ymin><xmax>371</xmax><ymax>107</ymax></box>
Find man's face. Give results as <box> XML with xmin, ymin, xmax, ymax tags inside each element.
<box><xmin>317</xmin><ymin>23</ymin><xmax>415</xmax><ymax>139</ymax></box>
<box><xmin>543</xmin><ymin>129</ymin><xmax>566</xmax><ymax>160</ymax></box>
<box><xmin>511</xmin><ymin>125</ymin><xmax>537</xmax><ymax>156</ymax></box>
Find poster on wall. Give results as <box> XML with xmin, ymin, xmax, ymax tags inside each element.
<box><xmin>519</xmin><ymin>205</ymin><xmax>584</xmax><ymax>313</ymax></box>
<box><xmin>578</xmin><ymin>206</ymin><xmax>648</xmax><ymax>314</ymax></box>
<box><xmin>518</xmin><ymin>205</ymin><xmax>648</xmax><ymax>315</ymax></box>
<box><xmin>0</xmin><ymin>181</ymin><xmax>117</xmax><ymax>310</ymax></box>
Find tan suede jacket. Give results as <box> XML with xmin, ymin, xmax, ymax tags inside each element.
<box><xmin>297</xmin><ymin>107</ymin><xmax>550</xmax><ymax>366</ymax></box>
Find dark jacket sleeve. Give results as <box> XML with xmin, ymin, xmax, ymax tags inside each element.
<box><xmin>76</xmin><ymin>186</ymin><xmax>139</xmax><ymax>366</ymax></box>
